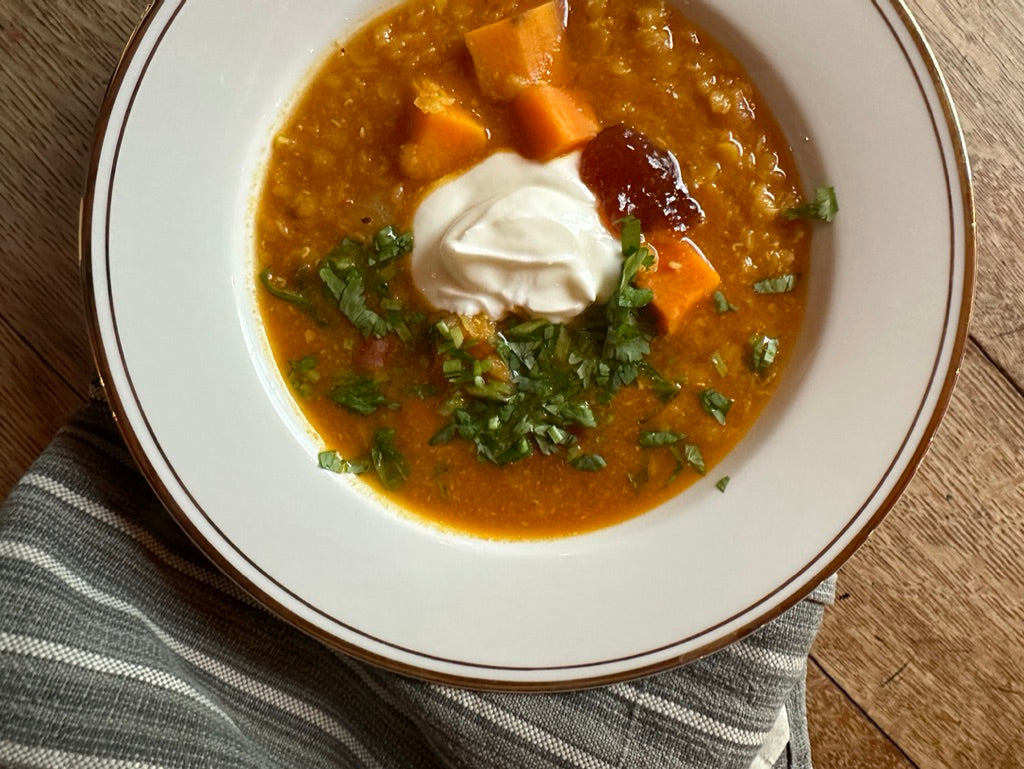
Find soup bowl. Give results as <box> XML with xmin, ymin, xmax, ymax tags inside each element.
<box><xmin>82</xmin><ymin>0</ymin><xmax>973</xmax><ymax>689</ymax></box>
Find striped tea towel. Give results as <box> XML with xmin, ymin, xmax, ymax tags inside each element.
<box><xmin>0</xmin><ymin>390</ymin><xmax>835</xmax><ymax>769</ymax></box>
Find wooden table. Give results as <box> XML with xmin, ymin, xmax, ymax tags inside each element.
<box><xmin>2</xmin><ymin>1</ymin><xmax>1021</xmax><ymax>764</ymax></box>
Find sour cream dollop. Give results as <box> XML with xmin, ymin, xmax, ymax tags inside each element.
<box><xmin>410</xmin><ymin>151</ymin><xmax>622</xmax><ymax>322</ymax></box>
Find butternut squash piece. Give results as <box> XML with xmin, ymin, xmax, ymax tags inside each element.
<box><xmin>398</xmin><ymin>81</ymin><xmax>489</xmax><ymax>180</ymax></box>
<box><xmin>464</xmin><ymin>2</ymin><xmax>568</xmax><ymax>102</ymax></box>
<box><xmin>512</xmin><ymin>84</ymin><xmax>600</xmax><ymax>160</ymax></box>
<box><xmin>637</xmin><ymin>234</ymin><xmax>721</xmax><ymax>334</ymax></box>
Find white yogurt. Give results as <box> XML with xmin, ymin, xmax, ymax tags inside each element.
<box><xmin>410</xmin><ymin>151</ymin><xmax>622</xmax><ymax>322</ymax></box>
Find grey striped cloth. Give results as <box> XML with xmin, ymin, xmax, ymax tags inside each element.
<box><xmin>0</xmin><ymin>389</ymin><xmax>835</xmax><ymax>769</ymax></box>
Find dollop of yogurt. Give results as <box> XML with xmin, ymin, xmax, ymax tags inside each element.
<box><xmin>410</xmin><ymin>151</ymin><xmax>622</xmax><ymax>322</ymax></box>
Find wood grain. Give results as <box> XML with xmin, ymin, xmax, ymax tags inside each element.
<box><xmin>906</xmin><ymin>0</ymin><xmax>1024</xmax><ymax>386</ymax></box>
<box><xmin>811</xmin><ymin>343</ymin><xmax>1024</xmax><ymax>767</ymax></box>
<box><xmin>806</xmin><ymin>660</ymin><xmax>916</xmax><ymax>769</ymax></box>
<box><xmin>0</xmin><ymin>318</ymin><xmax>83</xmax><ymax>497</ymax></box>
<box><xmin>0</xmin><ymin>0</ymin><xmax>147</xmax><ymax>388</ymax></box>
<box><xmin>0</xmin><ymin>0</ymin><xmax>150</xmax><ymax>497</ymax></box>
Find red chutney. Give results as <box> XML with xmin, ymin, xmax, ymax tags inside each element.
<box><xmin>254</xmin><ymin>0</ymin><xmax>812</xmax><ymax>539</ymax></box>
<box><xmin>580</xmin><ymin>124</ymin><xmax>703</xmax><ymax>233</ymax></box>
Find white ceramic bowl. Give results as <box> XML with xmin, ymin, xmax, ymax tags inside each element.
<box><xmin>82</xmin><ymin>0</ymin><xmax>974</xmax><ymax>689</ymax></box>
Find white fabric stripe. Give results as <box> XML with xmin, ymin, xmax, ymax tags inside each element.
<box><xmin>431</xmin><ymin>684</ymin><xmax>618</xmax><ymax>769</ymax></box>
<box><xmin>728</xmin><ymin>638</ymin><xmax>808</xmax><ymax>674</ymax></box>
<box><xmin>0</xmin><ymin>631</ymin><xmax>230</xmax><ymax>722</ymax></box>
<box><xmin>340</xmin><ymin>642</ymin><xmax>779</xmax><ymax>762</ymax></box>
<box><xmin>21</xmin><ymin>472</ymin><xmax>259</xmax><ymax>609</ymax></box>
<box><xmin>0</xmin><ymin>540</ymin><xmax>383</xmax><ymax>769</ymax></box>
<box><xmin>748</xmin><ymin>707</ymin><xmax>790</xmax><ymax>769</ymax></box>
<box><xmin>0</xmin><ymin>739</ymin><xmax>171</xmax><ymax>769</ymax></box>
<box><xmin>609</xmin><ymin>683</ymin><xmax>769</xmax><ymax>747</ymax></box>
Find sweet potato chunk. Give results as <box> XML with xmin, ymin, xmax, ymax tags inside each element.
<box><xmin>512</xmin><ymin>84</ymin><xmax>599</xmax><ymax>160</ymax></box>
<box><xmin>398</xmin><ymin>82</ymin><xmax>489</xmax><ymax>180</ymax></box>
<box><xmin>637</xmin><ymin>234</ymin><xmax>721</xmax><ymax>334</ymax></box>
<box><xmin>464</xmin><ymin>1</ymin><xmax>568</xmax><ymax>102</ymax></box>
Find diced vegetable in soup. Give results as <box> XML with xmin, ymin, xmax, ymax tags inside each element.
<box><xmin>255</xmin><ymin>0</ymin><xmax>824</xmax><ymax>539</ymax></box>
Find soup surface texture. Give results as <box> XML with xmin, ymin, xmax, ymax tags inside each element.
<box><xmin>255</xmin><ymin>0</ymin><xmax>812</xmax><ymax>539</ymax></box>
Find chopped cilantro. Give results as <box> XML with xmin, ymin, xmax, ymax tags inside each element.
<box><xmin>783</xmin><ymin>186</ymin><xmax>838</xmax><ymax>222</ymax></box>
<box><xmin>328</xmin><ymin>374</ymin><xmax>387</xmax><ymax>415</ymax></box>
<box><xmin>318</xmin><ymin>450</ymin><xmax>369</xmax><ymax>475</ymax></box>
<box><xmin>308</xmin><ymin>226</ymin><xmax>419</xmax><ymax>339</ymax></box>
<box><xmin>716</xmin><ymin>475</ymin><xmax>730</xmax><ymax>492</ymax></box>
<box><xmin>711</xmin><ymin>350</ymin><xmax>728</xmax><ymax>377</ymax></box>
<box><xmin>427</xmin><ymin>218</ymin><xmax>667</xmax><ymax>470</ymax></box>
<box><xmin>749</xmin><ymin>334</ymin><xmax>779</xmax><ymax>372</ymax></box>
<box><xmin>259</xmin><ymin>267</ymin><xmax>324</xmax><ymax>324</ymax></box>
<box><xmin>300</xmin><ymin>219</ymin><xmax>689</xmax><ymax>475</ymax></box>
<box><xmin>712</xmin><ymin>290</ymin><xmax>738</xmax><ymax>314</ymax></box>
<box><xmin>567</xmin><ymin>449</ymin><xmax>607</xmax><ymax>472</ymax></box>
<box><xmin>682</xmin><ymin>444</ymin><xmax>706</xmax><ymax>475</ymax></box>
<box><xmin>700</xmin><ymin>388</ymin><xmax>733</xmax><ymax>425</ymax></box>
<box><xmin>641</xmin><ymin>362</ymin><xmax>683</xmax><ymax>402</ymax></box>
<box><xmin>370</xmin><ymin>427</ymin><xmax>409</xmax><ymax>490</ymax></box>
<box><xmin>287</xmin><ymin>355</ymin><xmax>320</xmax><ymax>398</ymax></box>
<box><xmin>600</xmin><ymin>215</ymin><xmax>656</xmax><ymax>391</ymax></box>
<box><xmin>665</xmin><ymin>442</ymin><xmax>705</xmax><ymax>483</ymax></box>
<box><xmin>639</xmin><ymin>430</ymin><xmax>686</xmax><ymax>448</ymax></box>
<box><xmin>318</xmin><ymin>431</ymin><xmax>408</xmax><ymax>489</ymax></box>
<box><xmin>753</xmin><ymin>274</ymin><xmax>797</xmax><ymax>294</ymax></box>
<box><xmin>319</xmin><ymin>261</ymin><xmax>391</xmax><ymax>338</ymax></box>
<box><xmin>370</xmin><ymin>226</ymin><xmax>414</xmax><ymax>265</ymax></box>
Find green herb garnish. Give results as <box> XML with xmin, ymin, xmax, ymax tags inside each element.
<box><xmin>753</xmin><ymin>274</ymin><xmax>797</xmax><ymax>294</ymax></box>
<box><xmin>749</xmin><ymin>334</ymin><xmax>779</xmax><ymax>373</ymax></box>
<box><xmin>370</xmin><ymin>427</ymin><xmax>409</xmax><ymax>490</ymax></box>
<box><xmin>259</xmin><ymin>267</ymin><xmax>324</xmax><ymax>324</ymax></box>
<box><xmin>319</xmin><ymin>261</ymin><xmax>391</xmax><ymax>338</ymax></box>
<box><xmin>716</xmin><ymin>475</ymin><xmax>730</xmax><ymax>492</ymax></box>
<box><xmin>428</xmin><ymin>217</ymin><xmax>665</xmax><ymax>469</ymax></box>
<box><xmin>328</xmin><ymin>374</ymin><xmax>388</xmax><ymax>415</ymax></box>
<box><xmin>641</xmin><ymin>362</ymin><xmax>683</xmax><ymax>402</ymax></box>
<box><xmin>319</xmin><ymin>430</ymin><xmax>408</xmax><ymax>489</ymax></box>
<box><xmin>665</xmin><ymin>443</ymin><xmax>706</xmax><ymax>483</ymax></box>
<box><xmin>711</xmin><ymin>350</ymin><xmax>728</xmax><ymax>377</ymax></box>
<box><xmin>600</xmin><ymin>216</ymin><xmax>656</xmax><ymax>392</ymax></box>
<box><xmin>287</xmin><ymin>355</ymin><xmax>320</xmax><ymax>398</ymax></box>
<box><xmin>681</xmin><ymin>444</ymin><xmax>706</xmax><ymax>475</ymax></box>
<box><xmin>314</xmin><ymin>226</ymin><xmax>417</xmax><ymax>338</ymax></box>
<box><xmin>639</xmin><ymin>429</ymin><xmax>686</xmax><ymax>448</ymax></box>
<box><xmin>318</xmin><ymin>450</ymin><xmax>370</xmax><ymax>475</ymax></box>
<box><xmin>783</xmin><ymin>186</ymin><xmax>838</xmax><ymax>222</ymax></box>
<box><xmin>712</xmin><ymin>290</ymin><xmax>738</xmax><ymax>314</ymax></box>
<box><xmin>700</xmin><ymin>388</ymin><xmax>733</xmax><ymax>425</ymax></box>
<box><xmin>370</xmin><ymin>226</ymin><xmax>414</xmax><ymax>265</ymax></box>
<box><xmin>567</xmin><ymin>448</ymin><xmax>607</xmax><ymax>472</ymax></box>
<box><xmin>296</xmin><ymin>219</ymin><xmax>683</xmax><ymax>476</ymax></box>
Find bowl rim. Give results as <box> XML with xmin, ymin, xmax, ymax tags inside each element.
<box><xmin>79</xmin><ymin>0</ymin><xmax>976</xmax><ymax>691</ymax></box>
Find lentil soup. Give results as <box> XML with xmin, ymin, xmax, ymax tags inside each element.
<box><xmin>255</xmin><ymin>0</ymin><xmax>814</xmax><ymax>539</ymax></box>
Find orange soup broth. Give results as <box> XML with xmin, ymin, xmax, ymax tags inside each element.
<box><xmin>255</xmin><ymin>0</ymin><xmax>811</xmax><ymax>538</ymax></box>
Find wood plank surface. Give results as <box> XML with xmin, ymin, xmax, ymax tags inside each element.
<box><xmin>0</xmin><ymin>317</ymin><xmax>84</xmax><ymax>495</ymax></box>
<box><xmin>1</xmin><ymin>0</ymin><xmax>147</xmax><ymax>390</ymax></box>
<box><xmin>906</xmin><ymin>0</ymin><xmax>1024</xmax><ymax>385</ymax></box>
<box><xmin>806</xmin><ymin>660</ymin><xmax>915</xmax><ymax>769</ymax></box>
<box><xmin>804</xmin><ymin>1</ymin><xmax>1024</xmax><ymax>765</ymax></box>
<box><xmin>810</xmin><ymin>343</ymin><xmax>1024</xmax><ymax>767</ymax></box>
<box><xmin>1</xmin><ymin>0</ymin><xmax>1023</xmax><ymax>766</ymax></box>
<box><xmin>1</xmin><ymin>0</ymin><xmax>150</xmax><ymax>498</ymax></box>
